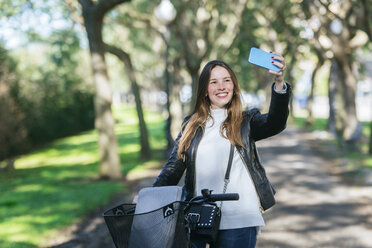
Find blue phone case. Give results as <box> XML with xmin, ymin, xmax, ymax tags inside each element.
<box><xmin>248</xmin><ymin>47</ymin><xmax>280</xmax><ymax>72</ymax></box>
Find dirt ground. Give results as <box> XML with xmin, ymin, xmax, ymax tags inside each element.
<box><xmin>45</xmin><ymin>127</ymin><xmax>372</xmax><ymax>248</ymax></box>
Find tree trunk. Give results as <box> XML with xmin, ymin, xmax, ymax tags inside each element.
<box><xmin>132</xmin><ymin>74</ymin><xmax>151</xmax><ymax>160</ymax></box>
<box><xmin>105</xmin><ymin>44</ymin><xmax>151</xmax><ymax>160</ymax></box>
<box><xmin>328</xmin><ymin>59</ymin><xmax>338</xmax><ymax>136</ymax></box>
<box><xmin>335</xmin><ymin>56</ymin><xmax>361</xmax><ymax>150</ymax></box>
<box><xmin>5</xmin><ymin>159</ymin><xmax>15</xmax><ymax>171</ymax></box>
<box><xmin>369</xmin><ymin>120</ymin><xmax>372</xmax><ymax>154</ymax></box>
<box><xmin>79</xmin><ymin>2</ymin><xmax>122</xmax><ymax>179</ymax></box>
<box><xmin>170</xmin><ymin>59</ymin><xmax>184</xmax><ymax>139</ymax></box>
<box><xmin>170</xmin><ymin>84</ymin><xmax>183</xmax><ymax>138</ymax></box>
<box><xmin>329</xmin><ymin>56</ymin><xmax>361</xmax><ymax>150</ymax></box>
<box><xmin>306</xmin><ymin>55</ymin><xmax>323</xmax><ymax>126</ymax></box>
<box><xmin>163</xmin><ymin>39</ymin><xmax>174</xmax><ymax>157</ymax></box>
<box><xmin>306</xmin><ymin>69</ymin><xmax>316</xmax><ymax>126</ymax></box>
<box><xmin>189</xmin><ymin>71</ymin><xmax>199</xmax><ymax>112</ymax></box>
<box><xmin>286</xmin><ymin>56</ymin><xmax>297</xmax><ymax>120</ymax></box>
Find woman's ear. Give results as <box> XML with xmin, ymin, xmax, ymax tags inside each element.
<box><xmin>205</xmin><ymin>95</ymin><xmax>210</xmax><ymax>104</ymax></box>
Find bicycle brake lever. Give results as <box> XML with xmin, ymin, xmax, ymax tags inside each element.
<box><xmin>201</xmin><ymin>189</ymin><xmax>213</xmax><ymax>200</ymax></box>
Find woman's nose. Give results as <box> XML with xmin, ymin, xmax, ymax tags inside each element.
<box><xmin>217</xmin><ymin>81</ymin><xmax>225</xmax><ymax>89</ymax></box>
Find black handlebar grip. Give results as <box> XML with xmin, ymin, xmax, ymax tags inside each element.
<box><xmin>209</xmin><ymin>193</ymin><xmax>239</xmax><ymax>202</ymax></box>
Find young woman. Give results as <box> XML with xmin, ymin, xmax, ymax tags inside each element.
<box><xmin>153</xmin><ymin>54</ymin><xmax>291</xmax><ymax>248</ymax></box>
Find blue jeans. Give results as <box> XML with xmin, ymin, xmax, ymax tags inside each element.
<box><xmin>191</xmin><ymin>227</ymin><xmax>257</xmax><ymax>248</ymax></box>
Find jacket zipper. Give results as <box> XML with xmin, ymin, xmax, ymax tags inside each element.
<box><xmin>236</xmin><ymin>148</ymin><xmax>265</xmax><ymax>213</ymax></box>
<box><xmin>251</xmin><ymin>149</ymin><xmax>263</xmax><ymax>180</ymax></box>
<box><xmin>192</xmin><ymin>126</ymin><xmax>204</xmax><ymax>196</ymax></box>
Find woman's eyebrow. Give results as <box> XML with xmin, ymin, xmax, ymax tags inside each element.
<box><xmin>209</xmin><ymin>76</ymin><xmax>231</xmax><ymax>81</ymax></box>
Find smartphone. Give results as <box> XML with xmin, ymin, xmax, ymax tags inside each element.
<box><xmin>248</xmin><ymin>47</ymin><xmax>280</xmax><ymax>72</ymax></box>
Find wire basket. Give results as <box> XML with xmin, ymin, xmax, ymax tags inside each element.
<box><xmin>103</xmin><ymin>201</ymin><xmax>189</xmax><ymax>248</ymax></box>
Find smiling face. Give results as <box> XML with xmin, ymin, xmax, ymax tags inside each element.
<box><xmin>207</xmin><ymin>66</ymin><xmax>234</xmax><ymax>109</ymax></box>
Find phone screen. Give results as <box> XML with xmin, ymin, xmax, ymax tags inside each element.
<box><xmin>248</xmin><ymin>47</ymin><xmax>280</xmax><ymax>72</ymax></box>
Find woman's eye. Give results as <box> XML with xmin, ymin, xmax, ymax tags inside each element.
<box><xmin>210</xmin><ymin>81</ymin><xmax>216</xmax><ymax>84</ymax></box>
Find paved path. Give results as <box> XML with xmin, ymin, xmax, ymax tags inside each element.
<box><xmin>48</xmin><ymin>127</ymin><xmax>372</xmax><ymax>248</ymax></box>
<box><xmin>256</xmin><ymin>128</ymin><xmax>372</xmax><ymax>248</ymax></box>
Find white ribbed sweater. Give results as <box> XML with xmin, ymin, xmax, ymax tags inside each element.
<box><xmin>194</xmin><ymin>108</ymin><xmax>265</xmax><ymax>230</ymax></box>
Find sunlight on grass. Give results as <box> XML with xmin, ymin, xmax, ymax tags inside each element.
<box><xmin>293</xmin><ymin>116</ymin><xmax>328</xmax><ymax>130</ymax></box>
<box><xmin>128</xmin><ymin>160</ymin><xmax>163</xmax><ymax>174</ymax></box>
<box><xmin>1</xmin><ymin>219</ymin><xmax>39</xmax><ymax>245</ymax></box>
<box><xmin>366</xmin><ymin>157</ymin><xmax>372</xmax><ymax>168</ymax></box>
<box><xmin>0</xmin><ymin>105</ymin><xmax>166</xmax><ymax>248</ymax></box>
<box><xmin>16</xmin><ymin>129</ymin><xmax>100</xmax><ymax>170</ymax></box>
<box><xmin>118</xmin><ymin>143</ymin><xmax>140</xmax><ymax>153</ymax></box>
<box><xmin>13</xmin><ymin>184</ymin><xmax>43</xmax><ymax>193</ymax></box>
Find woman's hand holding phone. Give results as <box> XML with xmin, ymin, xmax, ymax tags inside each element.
<box><xmin>248</xmin><ymin>47</ymin><xmax>286</xmax><ymax>90</ymax></box>
<box><xmin>268</xmin><ymin>52</ymin><xmax>286</xmax><ymax>90</ymax></box>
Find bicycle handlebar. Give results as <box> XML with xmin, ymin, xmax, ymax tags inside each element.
<box><xmin>207</xmin><ymin>193</ymin><xmax>240</xmax><ymax>202</ymax></box>
<box><xmin>189</xmin><ymin>193</ymin><xmax>239</xmax><ymax>203</ymax></box>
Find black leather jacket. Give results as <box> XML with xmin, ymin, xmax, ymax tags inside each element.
<box><xmin>153</xmin><ymin>83</ymin><xmax>291</xmax><ymax>211</ymax></box>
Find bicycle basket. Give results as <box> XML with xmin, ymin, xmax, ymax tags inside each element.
<box><xmin>103</xmin><ymin>201</ymin><xmax>188</xmax><ymax>248</ymax></box>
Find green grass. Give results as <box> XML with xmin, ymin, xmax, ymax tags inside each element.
<box><xmin>0</xmin><ymin>105</ymin><xmax>166</xmax><ymax>248</ymax></box>
<box><xmin>292</xmin><ymin>116</ymin><xmax>328</xmax><ymax>131</ymax></box>
<box><xmin>293</xmin><ymin>116</ymin><xmax>372</xmax><ymax>168</ymax></box>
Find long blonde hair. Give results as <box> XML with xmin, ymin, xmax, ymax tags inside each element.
<box><xmin>177</xmin><ymin>60</ymin><xmax>244</xmax><ymax>158</ymax></box>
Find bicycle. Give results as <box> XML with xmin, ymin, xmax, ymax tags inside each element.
<box><xmin>103</xmin><ymin>188</ymin><xmax>239</xmax><ymax>248</ymax></box>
